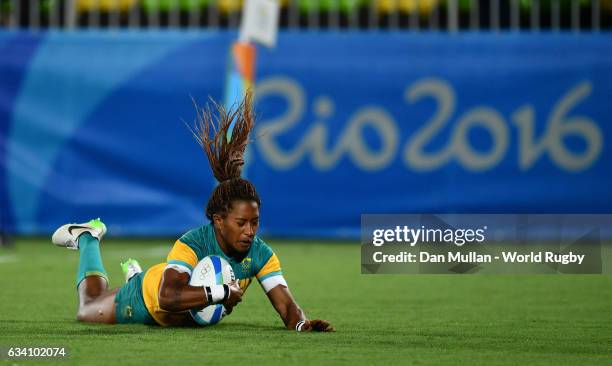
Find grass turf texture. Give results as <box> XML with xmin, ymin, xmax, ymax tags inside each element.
<box><xmin>1</xmin><ymin>238</ymin><xmax>611</xmax><ymax>366</ymax></box>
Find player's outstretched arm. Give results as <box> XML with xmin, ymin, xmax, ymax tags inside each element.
<box><xmin>158</xmin><ymin>268</ymin><xmax>242</xmax><ymax>312</ymax></box>
<box><xmin>266</xmin><ymin>285</ymin><xmax>335</xmax><ymax>332</ymax></box>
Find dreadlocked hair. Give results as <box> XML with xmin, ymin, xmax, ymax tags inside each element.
<box><xmin>189</xmin><ymin>90</ymin><xmax>261</xmax><ymax>221</ymax></box>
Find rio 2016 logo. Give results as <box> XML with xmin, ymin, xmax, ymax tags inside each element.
<box><xmin>254</xmin><ymin>77</ymin><xmax>602</xmax><ymax>173</ymax></box>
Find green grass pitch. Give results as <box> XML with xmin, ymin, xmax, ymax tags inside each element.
<box><xmin>1</xmin><ymin>238</ymin><xmax>611</xmax><ymax>365</ymax></box>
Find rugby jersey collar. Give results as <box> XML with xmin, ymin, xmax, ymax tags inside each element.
<box><xmin>207</xmin><ymin>223</ymin><xmax>256</xmax><ymax>264</ymax></box>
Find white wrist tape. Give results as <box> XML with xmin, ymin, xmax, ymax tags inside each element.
<box><xmin>204</xmin><ymin>285</ymin><xmax>229</xmax><ymax>304</ymax></box>
<box><xmin>295</xmin><ymin>320</ymin><xmax>306</xmax><ymax>332</ymax></box>
<box><xmin>210</xmin><ymin>285</ymin><xmax>226</xmax><ymax>304</ymax></box>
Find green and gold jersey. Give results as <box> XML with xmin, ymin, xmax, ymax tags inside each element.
<box><xmin>141</xmin><ymin>224</ymin><xmax>284</xmax><ymax>326</ymax></box>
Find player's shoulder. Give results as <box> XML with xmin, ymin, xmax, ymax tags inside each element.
<box><xmin>251</xmin><ymin>235</ymin><xmax>274</xmax><ymax>255</ymax></box>
<box><xmin>250</xmin><ymin>235</ymin><xmax>276</xmax><ymax>267</ymax></box>
<box><xmin>179</xmin><ymin>225</ymin><xmax>205</xmax><ymax>244</ymax></box>
<box><xmin>178</xmin><ymin>224</ymin><xmax>216</xmax><ymax>254</ymax></box>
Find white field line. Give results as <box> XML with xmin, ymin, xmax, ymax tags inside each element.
<box><xmin>0</xmin><ymin>255</ymin><xmax>18</xmax><ymax>263</ymax></box>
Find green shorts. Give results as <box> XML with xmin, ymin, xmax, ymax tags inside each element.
<box><xmin>115</xmin><ymin>272</ymin><xmax>157</xmax><ymax>325</ymax></box>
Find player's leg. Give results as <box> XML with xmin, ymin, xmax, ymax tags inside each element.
<box><xmin>80</xmin><ymin>256</ymin><xmax>150</xmax><ymax>324</ymax></box>
<box><xmin>74</xmin><ymin>231</ymin><xmax>117</xmax><ymax>323</ymax></box>
<box><xmin>76</xmin><ymin>285</ymin><xmax>119</xmax><ymax>323</ymax></box>
<box><xmin>52</xmin><ymin>219</ymin><xmax>118</xmax><ymax>324</ymax></box>
<box><xmin>115</xmin><ymin>259</ymin><xmax>156</xmax><ymax>325</ymax></box>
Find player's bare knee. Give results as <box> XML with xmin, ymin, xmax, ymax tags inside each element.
<box><xmin>76</xmin><ymin>305</ymin><xmax>96</xmax><ymax>322</ymax></box>
<box><xmin>76</xmin><ymin>310</ymin><xmax>87</xmax><ymax>322</ymax></box>
<box><xmin>77</xmin><ymin>310</ymin><xmax>105</xmax><ymax>323</ymax></box>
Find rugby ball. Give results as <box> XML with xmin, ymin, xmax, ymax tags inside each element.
<box><xmin>188</xmin><ymin>255</ymin><xmax>235</xmax><ymax>326</ymax></box>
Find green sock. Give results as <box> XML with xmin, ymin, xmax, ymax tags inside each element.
<box><xmin>76</xmin><ymin>233</ymin><xmax>108</xmax><ymax>288</ymax></box>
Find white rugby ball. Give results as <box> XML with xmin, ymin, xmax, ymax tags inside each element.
<box><xmin>189</xmin><ymin>255</ymin><xmax>235</xmax><ymax>326</ymax></box>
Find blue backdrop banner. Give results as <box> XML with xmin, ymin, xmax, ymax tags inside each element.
<box><xmin>1</xmin><ymin>31</ymin><xmax>611</xmax><ymax>238</ymax></box>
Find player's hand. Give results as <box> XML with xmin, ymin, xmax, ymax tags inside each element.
<box><xmin>302</xmin><ymin>319</ymin><xmax>335</xmax><ymax>332</ymax></box>
<box><xmin>223</xmin><ymin>281</ymin><xmax>243</xmax><ymax>314</ymax></box>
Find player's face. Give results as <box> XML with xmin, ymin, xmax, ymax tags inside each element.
<box><xmin>214</xmin><ymin>200</ymin><xmax>260</xmax><ymax>257</ymax></box>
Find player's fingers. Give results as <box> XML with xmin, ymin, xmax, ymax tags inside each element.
<box><xmin>311</xmin><ymin>322</ymin><xmax>322</xmax><ymax>331</ymax></box>
<box><xmin>232</xmin><ymin>285</ymin><xmax>243</xmax><ymax>296</ymax></box>
<box><xmin>229</xmin><ymin>284</ymin><xmax>243</xmax><ymax>299</ymax></box>
<box><xmin>318</xmin><ymin>321</ymin><xmax>334</xmax><ymax>332</ymax></box>
<box><xmin>229</xmin><ymin>296</ymin><xmax>239</xmax><ymax>305</ymax></box>
<box><xmin>311</xmin><ymin>319</ymin><xmax>330</xmax><ymax>331</ymax></box>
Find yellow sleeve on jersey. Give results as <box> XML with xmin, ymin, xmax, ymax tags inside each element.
<box><xmin>256</xmin><ymin>253</ymin><xmax>282</xmax><ymax>282</ymax></box>
<box><xmin>140</xmin><ymin>240</ymin><xmax>199</xmax><ymax>327</ymax></box>
<box><xmin>166</xmin><ymin>240</ymin><xmax>198</xmax><ymax>273</ymax></box>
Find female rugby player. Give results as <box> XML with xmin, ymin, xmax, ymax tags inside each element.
<box><xmin>51</xmin><ymin>92</ymin><xmax>334</xmax><ymax>332</ymax></box>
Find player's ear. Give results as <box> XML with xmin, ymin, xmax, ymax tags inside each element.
<box><xmin>212</xmin><ymin>213</ymin><xmax>224</xmax><ymax>230</ymax></box>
